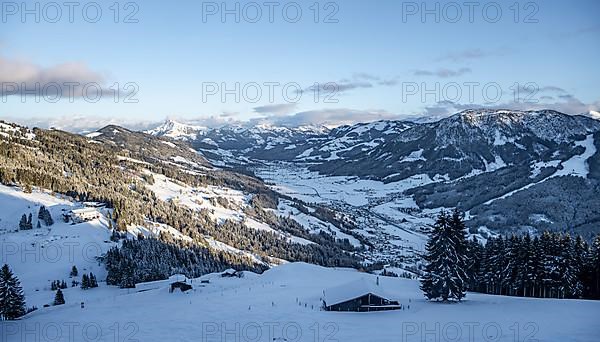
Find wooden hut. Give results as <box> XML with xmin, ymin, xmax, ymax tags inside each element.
<box><xmin>170</xmin><ymin>281</ymin><xmax>192</xmax><ymax>293</ymax></box>
<box><xmin>324</xmin><ymin>279</ymin><xmax>400</xmax><ymax>312</ymax></box>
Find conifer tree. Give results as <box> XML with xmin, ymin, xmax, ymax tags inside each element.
<box><xmin>87</xmin><ymin>273</ymin><xmax>98</xmax><ymax>288</ymax></box>
<box><xmin>81</xmin><ymin>274</ymin><xmax>90</xmax><ymax>289</ymax></box>
<box><xmin>53</xmin><ymin>289</ymin><xmax>65</xmax><ymax>306</ymax></box>
<box><xmin>466</xmin><ymin>236</ymin><xmax>483</xmax><ymax>292</ymax></box>
<box><xmin>420</xmin><ymin>210</ymin><xmax>468</xmax><ymax>301</ymax></box>
<box><xmin>480</xmin><ymin>237</ymin><xmax>495</xmax><ymax>294</ymax></box>
<box><xmin>38</xmin><ymin>206</ymin><xmax>54</xmax><ymax>226</ymax></box>
<box><xmin>540</xmin><ymin>232</ymin><xmax>558</xmax><ymax>298</ymax></box>
<box><xmin>530</xmin><ymin>236</ymin><xmax>545</xmax><ymax>297</ymax></box>
<box><xmin>38</xmin><ymin>206</ymin><xmax>46</xmax><ymax>222</ymax></box>
<box><xmin>558</xmin><ymin>234</ymin><xmax>582</xmax><ymax>298</ymax></box>
<box><xmin>70</xmin><ymin>265</ymin><xmax>78</xmax><ymax>277</ymax></box>
<box><xmin>19</xmin><ymin>214</ymin><xmax>28</xmax><ymax>230</ymax></box>
<box><xmin>503</xmin><ymin>235</ymin><xmax>520</xmax><ymax>296</ymax></box>
<box><xmin>591</xmin><ymin>235</ymin><xmax>600</xmax><ymax>298</ymax></box>
<box><xmin>0</xmin><ymin>264</ymin><xmax>26</xmax><ymax>320</ymax></box>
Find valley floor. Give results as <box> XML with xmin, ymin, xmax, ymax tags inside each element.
<box><xmin>253</xmin><ymin>162</ymin><xmax>434</xmax><ymax>263</ymax></box>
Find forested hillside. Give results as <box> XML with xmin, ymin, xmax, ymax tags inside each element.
<box><xmin>0</xmin><ymin>121</ymin><xmax>362</xmax><ymax>271</ymax></box>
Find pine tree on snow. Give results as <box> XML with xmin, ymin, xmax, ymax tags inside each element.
<box><xmin>81</xmin><ymin>274</ymin><xmax>90</xmax><ymax>289</ymax></box>
<box><xmin>88</xmin><ymin>273</ymin><xmax>98</xmax><ymax>288</ymax></box>
<box><xmin>466</xmin><ymin>236</ymin><xmax>483</xmax><ymax>292</ymax></box>
<box><xmin>70</xmin><ymin>266</ymin><xmax>78</xmax><ymax>277</ymax></box>
<box><xmin>540</xmin><ymin>232</ymin><xmax>559</xmax><ymax>298</ymax></box>
<box><xmin>558</xmin><ymin>234</ymin><xmax>582</xmax><ymax>298</ymax></box>
<box><xmin>530</xmin><ymin>236</ymin><xmax>545</xmax><ymax>297</ymax></box>
<box><xmin>420</xmin><ymin>210</ymin><xmax>469</xmax><ymax>301</ymax></box>
<box><xmin>53</xmin><ymin>289</ymin><xmax>65</xmax><ymax>306</ymax></box>
<box><xmin>19</xmin><ymin>214</ymin><xmax>28</xmax><ymax>230</ymax></box>
<box><xmin>38</xmin><ymin>206</ymin><xmax>54</xmax><ymax>226</ymax></box>
<box><xmin>0</xmin><ymin>264</ymin><xmax>27</xmax><ymax>320</ymax></box>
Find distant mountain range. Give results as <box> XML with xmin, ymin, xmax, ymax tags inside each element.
<box><xmin>146</xmin><ymin>109</ymin><xmax>600</xmax><ymax>238</ymax></box>
<box><xmin>146</xmin><ymin>109</ymin><xmax>600</xmax><ymax>180</ymax></box>
<box><xmin>3</xmin><ymin>108</ymin><xmax>599</xmax><ymax>265</ymax></box>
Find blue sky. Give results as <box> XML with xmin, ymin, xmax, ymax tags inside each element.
<box><xmin>1</xmin><ymin>0</ymin><xmax>599</xmax><ymax>130</ymax></box>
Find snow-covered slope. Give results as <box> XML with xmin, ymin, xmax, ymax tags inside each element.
<box><xmin>0</xmin><ymin>185</ymin><xmax>115</xmax><ymax>308</ymax></box>
<box><xmin>144</xmin><ymin>171</ymin><xmax>314</xmax><ymax>246</ymax></box>
<box><xmin>7</xmin><ymin>262</ymin><xmax>600</xmax><ymax>342</ymax></box>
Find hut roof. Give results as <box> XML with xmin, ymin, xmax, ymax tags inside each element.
<box><xmin>324</xmin><ymin>278</ymin><xmax>396</xmax><ymax>306</ymax></box>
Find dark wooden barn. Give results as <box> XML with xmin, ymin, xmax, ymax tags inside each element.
<box><xmin>170</xmin><ymin>281</ymin><xmax>192</xmax><ymax>293</ymax></box>
<box><xmin>324</xmin><ymin>279</ymin><xmax>400</xmax><ymax>312</ymax></box>
<box><xmin>221</xmin><ymin>268</ymin><xmax>243</xmax><ymax>278</ymax></box>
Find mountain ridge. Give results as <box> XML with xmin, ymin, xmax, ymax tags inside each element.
<box><xmin>140</xmin><ymin>109</ymin><xmax>600</xmax><ymax>238</ymax></box>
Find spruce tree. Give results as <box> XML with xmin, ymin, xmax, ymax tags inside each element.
<box><xmin>81</xmin><ymin>274</ymin><xmax>90</xmax><ymax>289</ymax></box>
<box><xmin>466</xmin><ymin>236</ymin><xmax>483</xmax><ymax>292</ymax></box>
<box><xmin>420</xmin><ymin>210</ymin><xmax>468</xmax><ymax>301</ymax></box>
<box><xmin>591</xmin><ymin>235</ymin><xmax>600</xmax><ymax>298</ymax></box>
<box><xmin>0</xmin><ymin>264</ymin><xmax>27</xmax><ymax>320</ymax></box>
<box><xmin>540</xmin><ymin>232</ymin><xmax>558</xmax><ymax>298</ymax></box>
<box><xmin>19</xmin><ymin>214</ymin><xmax>28</xmax><ymax>230</ymax></box>
<box><xmin>70</xmin><ymin>266</ymin><xmax>78</xmax><ymax>277</ymax></box>
<box><xmin>531</xmin><ymin>236</ymin><xmax>545</xmax><ymax>297</ymax></box>
<box><xmin>89</xmin><ymin>273</ymin><xmax>98</xmax><ymax>288</ymax></box>
<box><xmin>480</xmin><ymin>237</ymin><xmax>496</xmax><ymax>294</ymax></box>
<box><xmin>503</xmin><ymin>235</ymin><xmax>520</xmax><ymax>296</ymax></box>
<box><xmin>38</xmin><ymin>206</ymin><xmax>46</xmax><ymax>222</ymax></box>
<box><xmin>515</xmin><ymin>234</ymin><xmax>530</xmax><ymax>296</ymax></box>
<box><xmin>558</xmin><ymin>234</ymin><xmax>582</xmax><ymax>298</ymax></box>
<box><xmin>53</xmin><ymin>289</ymin><xmax>65</xmax><ymax>305</ymax></box>
<box><xmin>38</xmin><ymin>206</ymin><xmax>54</xmax><ymax>226</ymax></box>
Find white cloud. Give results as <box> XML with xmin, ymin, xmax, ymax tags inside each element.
<box><xmin>253</xmin><ymin>103</ymin><xmax>297</xmax><ymax>115</ymax></box>
<box><xmin>253</xmin><ymin>108</ymin><xmax>402</xmax><ymax>127</ymax></box>
<box><xmin>0</xmin><ymin>55</ymin><xmax>111</xmax><ymax>98</ymax></box>
<box><xmin>6</xmin><ymin>115</ymin><xmax>157</xmax><ymax>133</ymax></box>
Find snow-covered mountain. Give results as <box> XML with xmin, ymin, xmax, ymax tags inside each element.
<box><xmin>312</xmin><ymin>109</ymin><xmax>600</xmax><ymax>180</ymax></box>
<box><xmin>145</xmin><ymin>119</ymin><xmax>415</xmax><ymax>165</ymax></box>
<box><xmin>145</xmin><ymin>109</ymin><xmax>600</xmax><ymax>238</ymax></box>
<box><xmin>146</xmin><ymin>110</ymin><xmax>600</xmax><ymax>180</ymax></box>
<box><xmin>145</xmin><ymin>119</ymin><xmax>208</xmax><ymax>140</ymax></box>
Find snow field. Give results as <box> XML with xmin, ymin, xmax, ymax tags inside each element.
<box><xmin>5</xmin><ymin>263</ymin><xmax>600</xmax><ymax>342</ymax></box>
